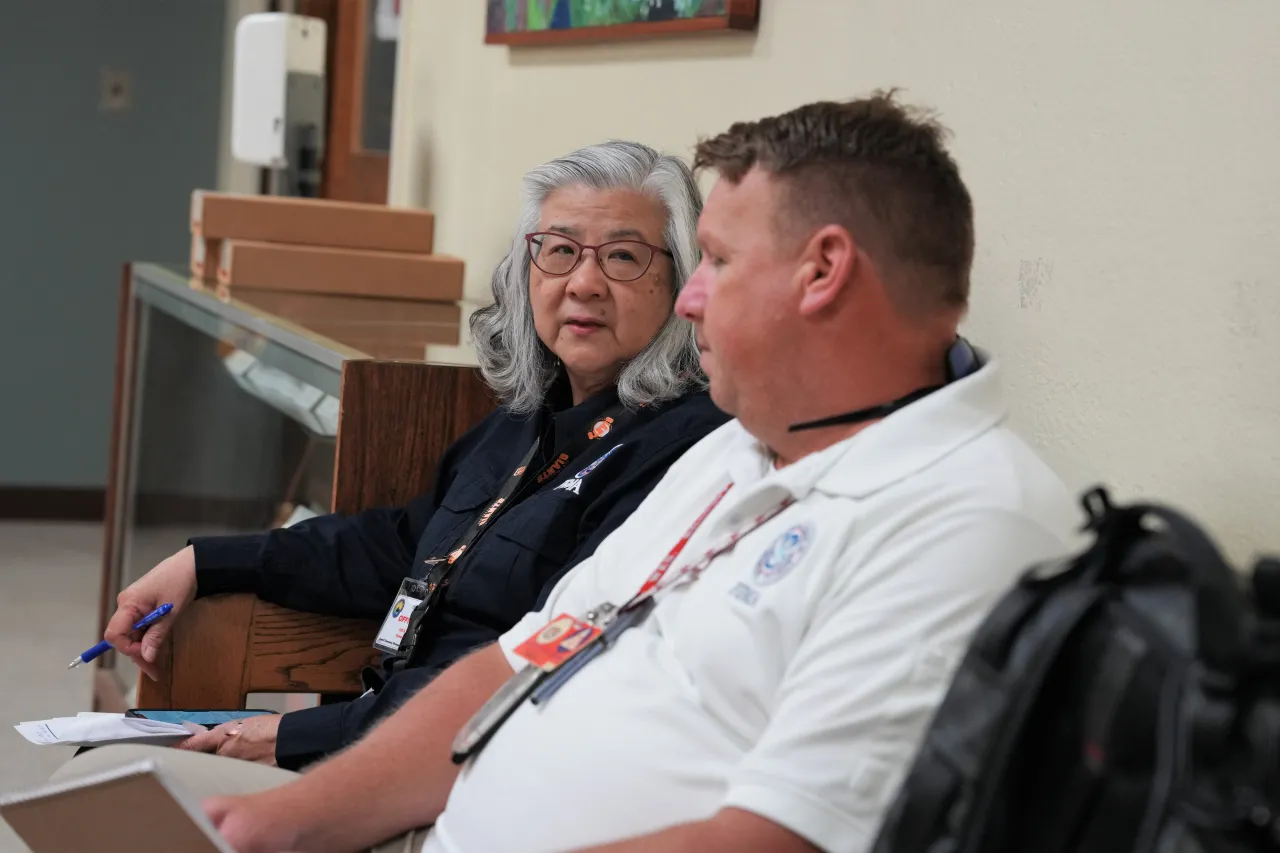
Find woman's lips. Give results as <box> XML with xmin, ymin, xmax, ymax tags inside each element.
<box><xmin>564</xmin><ymin>318</ymin><xmax>605</xmax><ymax>335</ymax></box>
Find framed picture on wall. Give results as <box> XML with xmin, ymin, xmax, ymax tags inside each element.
<box><xmin>485</xmin><ymin>0</ymin><xmax>759</xmax><ymax>46</ymax></box>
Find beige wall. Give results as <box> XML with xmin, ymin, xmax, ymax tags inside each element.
<box><xmin>390</xmin><ymin>0</ymin><xmax>1280</xmax><ymax>561</ymax></box>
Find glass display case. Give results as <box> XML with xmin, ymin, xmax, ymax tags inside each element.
<box><xmin>95</xmin><ymin>263</ymin><xmax>492</xmax><ymax>711</ymax></box>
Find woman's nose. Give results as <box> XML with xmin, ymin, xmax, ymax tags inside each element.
<box><xmin>565</xmin><ymin>251</ymin><xmax>610</xmax><ymax>300</ymax></box>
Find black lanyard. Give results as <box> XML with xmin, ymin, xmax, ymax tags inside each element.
<box><xmin>788</xmin><ymin>385</ymin><xmax>943</xmax><ymax>432</ymax></box>
<box><xmin>393</xmin><ymin>400</ymin><xmax>636</xmax><ymax>666</ymax></box>
<box><xmin>789</xmin><ymin>338</ymin><xmax>983</xmax><ymax>433</ymax></box>
<box><xmin>424</xmin><ymin>400</ymin><xmax>635</xmax><ymax>589</ymax></box>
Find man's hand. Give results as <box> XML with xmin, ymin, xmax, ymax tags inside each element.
<box><xmin>196</xmin><ymin>644</ymin><xmax>516</xmax><ymax>853</ymax></box>
<box><xmin>104</xmin><ymin>545</ymin><xmax>199</xmax><ymax>680</ymax></box>
<box><xmin>178</xmin><ymin>715</ymin><xmax>282</xmax><ymax>766</ymax></box>
<box><xmin>206</xmin><ymin>790</ymin><xmax>301</xmax><ymax>853</ymax></box>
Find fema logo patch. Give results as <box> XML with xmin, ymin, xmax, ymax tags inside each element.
<box><xmin>753</xmin><ymin>524</ymin><xmax>813</xmax><ymax>586</ymax></box>
<box><xmin>555</xmin><ymin>443</ymin><xmax>624</xmax><ymax>495</ymax></box>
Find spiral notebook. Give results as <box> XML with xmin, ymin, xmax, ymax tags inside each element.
<box><xmin>0</xmin><ymin>759</ymin><xmax>234</xmax><ymax>853</ymax></box>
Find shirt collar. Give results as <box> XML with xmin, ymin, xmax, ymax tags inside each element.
<box><xmin>723</xmin><ymin>360</ymin><xmax>1009</xmax><ymax>503</ymax></box>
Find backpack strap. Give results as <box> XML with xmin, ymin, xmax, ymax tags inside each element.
<box><xmin>1117</xmin><ymin>502</ymin><xmax>1247</xmax><ymax>675</ymax></box>
<box><xmin>873</xmin><ymin>572</ymin><xmax>1105</xmax><ymax>853</ymax></box>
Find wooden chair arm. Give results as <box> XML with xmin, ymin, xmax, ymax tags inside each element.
<box><xmin>137</xmin><ymin>595</ymin><xmax>381</xmax><ymax>710</ymax></box>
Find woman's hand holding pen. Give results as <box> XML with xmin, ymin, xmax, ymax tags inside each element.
<box><xmin>103</xmin><ymin>545</ymin><xmax>198</xmax><ymax>680</ymax></box>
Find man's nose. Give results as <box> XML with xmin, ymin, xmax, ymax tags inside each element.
<box><xmin>565</xmin><ymin>251</ymin><xmax>609</xmax><ymax>300</ymax></box>
<box><xmin>676</xmin><ymin>265</ymin><xmax>708</xmax><ymax>321</ymax></box>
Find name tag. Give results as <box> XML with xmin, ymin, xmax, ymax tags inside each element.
<box><xmin>512</xmin><ymin>613</ymin><xmax>602</xmax><ymax>672</ymax></box>
<box><xmin>374</xmin><ymin>578</ymin><xmax>431</xmax><ymax>654</ymax></box>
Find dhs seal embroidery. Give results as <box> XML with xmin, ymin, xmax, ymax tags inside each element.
<box><xmin>753</xmin><ymin>524</ymin><xmax>813</xmax><ymax>586</ymax></box>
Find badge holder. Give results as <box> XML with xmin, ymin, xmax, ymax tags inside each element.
<box><xmin>451</xmin><ymin>663</ymin><xmax>546</xmax><ymax>763</ymax></box>
<box><xmin>373</xmin><ymin>578</ymin><xmax>433</xmax><ymax>656</ymax></box>
<box><xmin>451</xmin><ymin>602</ymin><xmax>621</xmax><ymax>763</ymax></box>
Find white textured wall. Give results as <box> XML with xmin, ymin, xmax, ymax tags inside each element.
<box><xmin>390</xmin><ymin>0</ymin><xmax>1280</xmax><ymax>562</ymax></box>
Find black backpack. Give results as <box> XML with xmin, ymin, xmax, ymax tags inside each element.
<box><xmin>871</xmin><ymin>487</ymin><xmax>1280</xmax><ymax>853</ymax></box>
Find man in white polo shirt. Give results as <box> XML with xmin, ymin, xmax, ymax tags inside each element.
<box><xmin>91</xmin><ymin>95</ymin><xmax>1079</xmax><ymax>853</ymax></box>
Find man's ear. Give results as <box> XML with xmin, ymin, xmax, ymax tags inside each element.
<box><xmin>796</xmin><ymin>225</ymin><xmax>858</xmax><ymax>317</ymax></box>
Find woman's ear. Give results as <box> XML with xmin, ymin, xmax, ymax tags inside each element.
<box><xmin>797</xmin><ymin>225</ymin><xmax>858</xmax><ymax>316</ymax></box>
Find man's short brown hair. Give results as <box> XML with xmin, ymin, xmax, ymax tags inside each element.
<box><xmin>694</xmin><ymin>92</ymin><xmax>974</xmax><ymax>316</ymax></box>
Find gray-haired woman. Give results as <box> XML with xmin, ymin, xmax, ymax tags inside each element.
<box><xmin>102</xmin><ymin>141</ymin><xmax>729</xmax><ymax>770</ymax></box>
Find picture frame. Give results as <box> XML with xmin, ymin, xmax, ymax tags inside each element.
<box><xmin>485</xmin><ymin>0</ymin><xmax>759</xmax><ymax>47</ymax></box>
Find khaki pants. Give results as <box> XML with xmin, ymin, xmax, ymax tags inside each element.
<box><xmin>52</xmin><ymin>745</ymin><xmax>428</xmax><ymax>853</ymax></box>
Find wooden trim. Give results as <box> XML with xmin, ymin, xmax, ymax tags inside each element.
<box><xmin>346</xmin><ymin>0</ymin><xmax>369</xmax><ymax>154</ymax></box>
<box><xmin>98</xmin><ymin>263</ymin><xmax>136</xmax><ymax>648</ymax></box>
<box><xmin>325</xmin><ymin>0</ymin><xmax>358</xmax><ymax>198</ymax></box>
<box><xmin>0</xmin><ymin>487</ymin><xmax>105</xmax><ymax>521</ymax></box>
<box><xmin>132</xmin><ymin>494</ymin><xmax>276</xmax><ymax>528</ymax></box>
<box><xmin>726</xmin><ymin>0</ymin><xmax>760</xmax><ymax>30</ymax></box>
<box><xmin>326</xmin><ymin>0</ymin><xmax>390</xmax><ymax>203</ymax></box>
<box><xmin>485</xmin><ymin>0</ymin><xmax>759</xmax><ymax>46</ymax></box>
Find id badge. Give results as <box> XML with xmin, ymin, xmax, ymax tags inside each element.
<box><xmin>451</xmin><ymin>663</ymin><xmax>544</xmax><ymax>764</ymax></box>
<box><xmin>373</xmin><ymin>578</ymin><xmax>431</xmax><ymax>654</ymax></box>
<box><xmin>511</xmin><ymin>613</ymin><xmax>601</xmax><ymax>672</ymax></box>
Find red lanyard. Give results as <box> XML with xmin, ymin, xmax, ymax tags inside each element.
<box><xmin>630</xmin><ymin>482</ymin><xmax>733</xmax><ymax>601</ymax></box>
<box><xmin>623</xmin><ymin>482</ymin><xmax>796</xmax><ymax>611</ymax></box>
<box><xmin>460</xmin><ymin>480</ymin><xmax>799</xmax><ymax>743</ymax></box>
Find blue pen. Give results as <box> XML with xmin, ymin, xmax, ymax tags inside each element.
<box><xmin>67</xmin><ymin>603</ymin><xmax>174</xmax><ymax>669</ymax></box>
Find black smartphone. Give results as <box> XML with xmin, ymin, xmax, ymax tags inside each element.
<box><xmin>125</xmin><ymin>708</ymin><xmax>278</xmax><ymax>727</ymax></box>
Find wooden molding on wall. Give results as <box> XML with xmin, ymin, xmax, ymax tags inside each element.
<box><xmin>98</xmin><ymin>263</ymin><xmax>137</xmax><ymax>646</ymax></box>
<box><xmin>0</xmin><ymin>487</ymin><xmax>275</xmax><ymax>525</ymax></box>
<box><xmin>325</xmin><ymin>0</ymin><xmax>390</xmax><ymax>203</ymax></box>
<box><xmin>0</xmin><ymin>487</ymin><xmax>106</xmax><ymax>521</ymax></box>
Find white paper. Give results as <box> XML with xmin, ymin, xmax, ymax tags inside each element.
<box><xmin>14</xmin><ymin>713</ymin><xmax>195</xmax><ymax>747</ymax></box>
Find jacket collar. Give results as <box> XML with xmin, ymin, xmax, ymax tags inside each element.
<box><xmin>544</xmin><ymin>373</ymin><xmax>624</xmax><ymax>451</ymax></box>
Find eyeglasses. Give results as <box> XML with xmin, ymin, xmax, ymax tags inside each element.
<box><xmin>525</xmin><ymin>232</ymin><xmax>674</xmax><ymax>283</ymax></box>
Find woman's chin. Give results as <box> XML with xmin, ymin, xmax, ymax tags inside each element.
<box><xmin>559</xmin><ymin>349</ymin><xmax>625</xmax><ymax>386</ymax></box>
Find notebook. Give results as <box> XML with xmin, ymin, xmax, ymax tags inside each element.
<box><xmin>0</xmin><ymin>759</ymin><xmax>234</xmax><ymax>853</ymax></box>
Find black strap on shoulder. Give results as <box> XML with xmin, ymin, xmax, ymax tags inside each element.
<box><xmin>874</xmin><ymin>500</ymin><xmax>1115</xmax><ymax>853</ymax></box>
<box><xmin>1113</xmin><ymin>501</ymin><xmax>1246</xmax><ymax>676</ymax></box>
<box><xmin>876</xmin><ymin>487</ymin><xmax>1253</xmax><ymax>853</ymax></box>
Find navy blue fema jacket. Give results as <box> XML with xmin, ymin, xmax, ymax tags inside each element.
<box><xmin>190</xmin><ymin>379</ymin><xmax>727</xmax><ymax>769</ymax></box>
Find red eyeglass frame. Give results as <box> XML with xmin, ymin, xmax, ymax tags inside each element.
<box><xmin>525</xmin><ymin>231</ymin><xmax>674</xmax><ymax>282</ymax></box>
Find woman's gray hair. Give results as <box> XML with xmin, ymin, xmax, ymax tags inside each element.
<box><xmin>469</xmin><ymin>140</ymin><xmax>706</xmax><ymax>415</ymax></box>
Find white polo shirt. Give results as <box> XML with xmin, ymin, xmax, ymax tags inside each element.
<box><xmin>423</xmin><ymin>361</ymin><xmax>1079</xmax><ymax>853</ymax></box>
